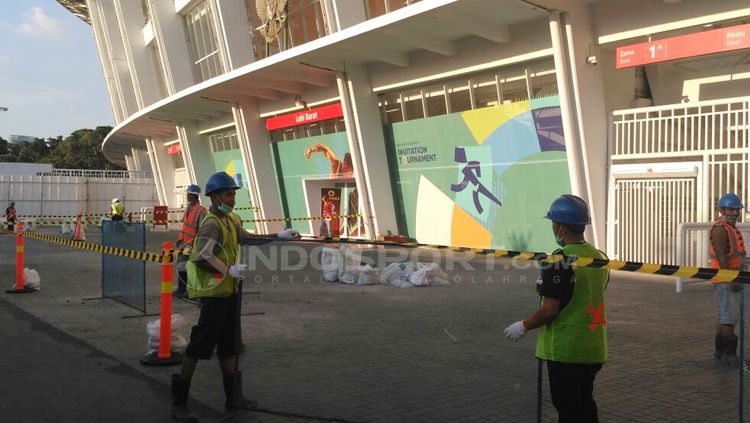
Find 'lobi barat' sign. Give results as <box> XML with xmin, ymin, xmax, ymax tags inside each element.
<box><xmin>266</xmin><ymin>103</ymin><xmax>344</xmax><ymax>131</ymax></box>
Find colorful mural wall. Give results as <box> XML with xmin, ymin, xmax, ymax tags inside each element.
<box><xmin>384</xmin><ymin>96</ymin><xmax>570</xmax><ymax>252</ymax></box>
<box><xmin>211</xmin><ymin>149</ymin><xmax>255</xmax><ymax>230</ymax></box>
<box><xmin>271</xmin><ymin>132</ymin><xmax>353</xmax><ymax>233</ymax></box>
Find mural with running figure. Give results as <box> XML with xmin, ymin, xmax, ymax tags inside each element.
<box><xmin>384</xmin><ymin>96</ymin><xmax>570</xmax><ymax>253</ymax></box>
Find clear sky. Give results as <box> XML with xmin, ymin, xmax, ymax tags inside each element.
<box><xmin>0</xmin><ymin>1</ymin><xmax>113</xmax><ymax>140</ymax></box>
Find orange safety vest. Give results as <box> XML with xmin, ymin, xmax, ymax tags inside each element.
<box><xmin>709</xmin><ymin>220</ymin><xmax>746</xmax><ymax>269</ymax></box>
<box><xmin>178</xmin><ymin>202</ymin><xmax>206</xmax><ymax>246</ymax></box>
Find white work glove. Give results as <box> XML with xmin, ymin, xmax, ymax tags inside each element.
<box><xmin>228</xmin><ymin>264</ymin><xmax>247</xmax><ymax>279</ymax></box>
<box><xmin>278</xmin><ymin>228</ymin><xmax>301</xmax><ymax>240</ymax></box>
<box><xmin>504</xmin><ymin>321</ymin><xmax>527</xmax><ymax>342</ymax></box>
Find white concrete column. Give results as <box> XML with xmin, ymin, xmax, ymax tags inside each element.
<box><xmin>147</xmin><ymin>0</ymin><xmax>194</xmax><ymax>93</ymax></box>
<box><xmin>87</xmin><ymin>0</ymin><xmax>122</xmax><ymax>123</ymax></box>
<box><xmin>232</xmin><ymin>98</ymin><xmax>285</xmax><ymax>234</ymax></box>
<box><xmin>131</xmin><ymin>147</ymin><xmax>151</xmax><ymax>173</ymax></box>
<box><xmin>90</xmin><ymin>0</ymin><xmax>139</xmax><ymax>118</ymax></box>
<box><xmin>145</xmin><ymin>137</ymin><xmax>167</xmax><ymax>205</ymax></box>
<box><xmin>337</xmin><ymin>65</ymin><xmax>399</xmax><ymax>239</ymax></box>
<box><xmin>326</xmin><ymin>0</ymin><xmax>367</xmax><ymax>31</ymax></box>
<box><xmin>548</xmin><ymin>11</ymin><xmax>594</xmax><ymax>243</ymax></box>
<box><xmin>212</xmin><ymin>0</ymin><xmax>254</xmax><ymax>70</ymax></box>
<box><xmin>560</xmin><ymin>8</ymin><xmax>608</xmax><ymax>249</ymax></box>
<box><xmin>177</xmin><ymin>122</ymin><xmax>213</xmax><ymax>190</ymax></box>
<box><xmin>124</xmin><ymin>154</ymin><xmax>135</xmax><ymax>172</ymax></box>
<box><xmin>112</xmin><ymin>0</ymin><xmax>162</xmax><ymax>108</ymax></box>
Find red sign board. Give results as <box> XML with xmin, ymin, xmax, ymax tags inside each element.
<box><xmin>616</xmin><ymin>23</ymin><xmax>750</xmax><ymax>69</ymax></box>
<box><xmin>167</xmin><ymin>144</ymin><xmax>181</xmax><ymax>155</ymax></box>
<box><xmin>265</xmin><ymin>103</ymin><xmax>344</xmax><ymax>131</ymax></box>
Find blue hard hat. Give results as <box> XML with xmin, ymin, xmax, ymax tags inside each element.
<box><xmin>544</xmin><ymin>194</ymin><xmax>591</xmax><ymax>225</ymax></box>
<box><xmin>186</xmin><ymin>184</ymin><xmax>201</xmax><ymax>195</ymax></box>
<box><xmin>719</xmin><ymin>193</ymin><xmax>743</xmax><ymax>209</ymax></box>
<box><xmin>205</xmin><ymin>172</ymin><xmax>239</xmax><ymax>196</ymax></box>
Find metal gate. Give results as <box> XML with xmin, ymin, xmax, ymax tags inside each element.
<box><xmin>609</xmin><ymin>173</ymin><xmax>699</xmax><ymax>265</ymax></box>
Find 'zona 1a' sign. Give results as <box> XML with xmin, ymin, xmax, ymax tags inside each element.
<box><xmin>616</xmin><ymin>23</ymin><xmax>750</xmax><ymax>69</ymax></box>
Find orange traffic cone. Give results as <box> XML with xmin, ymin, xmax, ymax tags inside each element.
<box><xmin>73</xmin><ymin>213</ymin><xmax>85</xmax><ymax>241</ymax></box>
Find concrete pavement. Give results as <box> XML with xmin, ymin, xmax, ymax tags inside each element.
<box><xmin>0</xmin><ymin>227</ymin><xmax>747</xmax><ymax>422</ymax></box>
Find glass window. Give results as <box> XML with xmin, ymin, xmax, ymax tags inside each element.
<box><xmin>380</xmin><ymin>93</ymin><xmax>403</xmax><ymax>124</ymax></box>
<box><xmin>499</xmin><ymin>76</ymin><xmax>529</xmax><ymax>104</ymax></box>
<box><xmin>447</xmin><ymin>81</ymin><xmax>472</xmax><ymax>114</ymax></box>
<box><xmin>530</xmin><ymin>71</ymin><xmax>558</xmax><ymax>99</ymax></box>
<box><xmin>377</xmin><ymin>61</ymin><xmax>557</xmax><ymax>122</ymax></box>
<box><xmin>473</xmin><ymin>76</ymin><xmax>500</xmax><ymax>108</ymax></box>
<box><xmin>184</xmin><ymin>1</ymin><xmax>225</xmax><ymax>82</ymax></box>
<box><xmin>402</xmin><ymin>89</ymin><xmax>424</xmax><ymax>121</ymax></box>
<box><xmin>424</xmin><ymin>86</ymin><xmax>447</xmax><ymax>117</ymax></box>
<box><xmin>208</xmin><ymin>128</ymin><xmax>239</xmax><ymax>152</ymax></box>
<box><xmin>267</xmin><ymin>117</ymin><xmax>346</xmax><ymax>141</ymax></box>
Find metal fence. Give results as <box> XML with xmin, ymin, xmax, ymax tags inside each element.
<box><xmin>608</xmin><ymin>97</ymin><xmax>750</xmax><ymax>265</ymax></box>
<box><xmin>101</xmin><ymin>221</ymin><xmax>146</xmax><ymax>312</ymax></box>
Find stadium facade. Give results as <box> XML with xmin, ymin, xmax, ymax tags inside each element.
<box><xmin>59</xmin><ymin>0</ymin><xmax>750</xmax><ymax>261</ymax></box>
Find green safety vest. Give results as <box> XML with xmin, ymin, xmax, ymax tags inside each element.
<box><xmin>112</xmin><ymin>202</ymin><xmax>124</xmax><ymax>215</ymax></box>
<box><xmin>535</xmin><ymin>242</ymin><xmax>608</xmax><ymax>364</ymax></box>
<box><xmin>186</xmin><ymin>212</ymin><xmax>239</xmax><ymax>299</ymax></box>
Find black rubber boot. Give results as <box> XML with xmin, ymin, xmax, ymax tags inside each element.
<box><xmin>722</xmin><ymin>335</ymin><xmax>740</xmax><ymax>367</ymax></box>
<box><xmin>223</xmin><ymin>372</ymin><xmax>257</xmax><ymax>412</ymax></box>
<box><xmin>171</xmin><ymin>374</ymin><xmax>199</xmax><ymax>421</ymax></box>
<box><xmin>715</xmin><ymin>334</ymin><xmax>725</xmax><ymax>360</ymax></box>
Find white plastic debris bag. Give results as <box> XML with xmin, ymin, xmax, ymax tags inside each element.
<box><xmin>409</xmin><ymin>263</ymin><xmax>450</xmax><ymax>287</ymax></box>
<box><xmin>380</xmin><ymin>262</ymin><xmax>416</xmax><ymax>287</ymax></box>
<box><xmin>338</xmin><ymin>245</ymin><xmax>363</xmax><ymax>279</ymax></box>
<box><xmin>356</xmin><ymin>264</ymin><xmax>379</xmax><ymax>286</ymax></box>
<box><xmin>321</xmin><ymin>247</ymin><xmax>340</xmax><ymax>282</ymax></box>
<box><xmin>147</xmin><ymin>313</ymin><xmax>188</xmax><ymax>354</ymax></box>
<box><xmin>23</xmin><ymin>268</ymin><xmax>40</xmax><ymax>290</ymax></box>
<box><xmin>61</xmin><ymin>223</ymin><xmax>73</xmax><ymax>234</ymax></box>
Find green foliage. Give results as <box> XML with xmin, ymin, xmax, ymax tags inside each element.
<box><xmin>0</xmin><ymin>126</ymin><xmax>122</xmax><ymax>170</ymax></box>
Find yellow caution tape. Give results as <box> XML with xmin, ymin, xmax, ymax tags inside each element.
<box><xmin>21</xmin><ymin>214</ymin><xmax>366</xmax><ymax>226</ymax></box>
<box><xmin>2</xmin><ymin>229</ymin><xmax>746</xmax><ymax>283</ymax></box>
<box><xmin>16</xmin><ymin>206</ymin><xmax>259</xmax><ymax>219</ymax></box>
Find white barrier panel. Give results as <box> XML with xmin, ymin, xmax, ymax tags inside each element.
<box><xmin>0</xmin><ymin>174</ymin><xmax>156</xmax><ymax>218</ymax></box>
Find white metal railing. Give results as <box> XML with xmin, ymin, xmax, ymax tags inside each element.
<box><xmin>612</xmin><ymin>96</ymin><xmax>749</xmax><ymax>158</ymax></box>
<box><xmin>674</xmin><ymin>222</ymin><xmax>750</xmax><ymax>292</ymax></box>
<box><xmin>38</xmin><ymin>169</ymin><xmax>153</xmax><ymax>179</ymax></box>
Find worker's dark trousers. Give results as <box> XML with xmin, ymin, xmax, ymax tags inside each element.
<box><xmin>547</xmin><ymin>361</ymin><xmax>602</xmax><ymax>423</ymax></box>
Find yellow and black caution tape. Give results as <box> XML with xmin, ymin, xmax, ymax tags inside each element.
<box><xmin>22</xmin><ymin>214</ymin><xmax>367</xmax><ymax>226</ymax></box>
<box><xmin>17</xmin><ymin>206</ymin><xmax>257</xmax><ymax>220</ymax></box>
<box><xmin>0</xmin><ymin>229</ymin><xmax>186</xmax><ymax>263</ymax></box>
<box><xmin>250</xmin><ymin>236</ymin><xmax>750</xmax><ymax>284</ymax></box>
<box><xmin>2</xmin><ymin>229</ymin><xmax>747</xmax><ymax>283</ymax></box>
<box><xmin>253</xmin><ymin>214</ymin><xmax>367</xmax><ymax>223</ymax></box>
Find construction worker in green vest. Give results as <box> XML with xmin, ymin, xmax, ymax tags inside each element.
<box><xmin>170</xmin><ymin>172</ymin><xmax>300</xmax><ymax>421</ymax></box>
<box><xmin>504</xmin><ymin>194</ymin><xmax>609</xmax><ymax>423</ymax></box>
<box><xmin>111</xmin><ymin>198</ymin><xmax>124</xmax><ymax>221</ymax></box>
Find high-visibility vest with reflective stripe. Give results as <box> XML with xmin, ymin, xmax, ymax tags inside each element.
<box><xmin>178</xmin><ymin>202</ymin><xmax>206</xmax><ymax>245</ymax></box>
<box><xmin>710</xmin><ymin>220</ymin><xmax>746</xmax><ymax>270</ymax></box>
<box><xmin>186</xmin><ymin>212</ymin><xmax>239</xmax><ymax>299</ymax></box>
<box><xmin>111</xmin><ymin>202</ymin><xmax>124</xmax><ymax>216</ymax></box>
<box><xmin>535</xmin><ymin>242</ymin><xmax>609</xmax><ymax>364</ymax></box>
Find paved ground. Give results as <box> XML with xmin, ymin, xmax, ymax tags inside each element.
<box><xmin>1</xmin><ymin>226</ymin><xmax>748</xmax><ymax>422</ymax></box>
